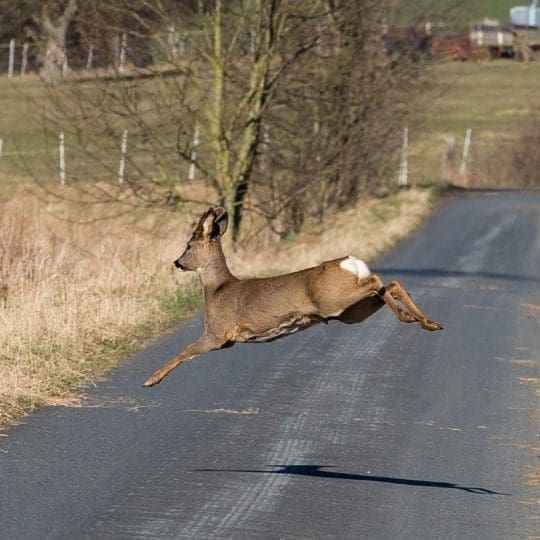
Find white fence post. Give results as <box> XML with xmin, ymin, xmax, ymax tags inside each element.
<box><xmin>441</xmin><ymin>136</ymin><xmax>456</xmax><ymax>182</ymax></box>
<box><xmin>249</xmin><ymin>27</ymin><xmax>256</xmax><ymax>55</ymax></box>
<box><xmin>178</xmin><ymin>35</ymin><xmax>186</xmax><ymax>56</ymax></box>
<box><xmin>167</xmin><ymin>27</ymin><xmax>178</xmax><ymax>59</ymax></box>
<box><xmin>460</xmin><ymin>128</ymin><xmax>472</xmax><ymax>176</ymax></box>
<box><xmin>0</xmin><ymin>138</ymin><xmax>3</xmax><ymax>159</ymax></box>
<box><xmin>8</xmin><ymin>39</ymin><xmax>15</xmax><ymax>77</ymax></box>
<box><xmin>59</xmin><ymin>132</ymin><xmax>66</xmax><ymax>185</ymax></box>
<box><xmin>118</xmin><ymin>129</ymin><xmax>128</xmax><ymax>184</ymax></box>
<box><xmin>20</xmin><ymin>43</ymin><xmax>29</xmax><ymax>75</ymax></box>
<box><xmin>118</xmin><ymin>33</ymin><xmax>127</xmax><ymax>72</ymax></box>
<box><xmin>167</xmin><ymin>29</ymin><xmax>185</xmax><ymax>57</ymax></box>
<box><xmin>188</xmin><ymin>125</ymin><xmax>200</xmax><ymax>181</ymax></box>
<box><xmin>86</xmin><ymin>47</ymin><xmax>94</xmax><ymax>69</ymax></box>
<box><xmin>261</xmin><ymin>124</ymin><xmax>271</xmax><ymax>171</ymax></box>
<box><xmin>398</xmin><ymin>126</ymin><xmax>409</xmax><ymax>187</ymax></box>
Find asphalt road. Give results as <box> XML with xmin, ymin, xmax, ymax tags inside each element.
<box><xmin>1</xmin><ymin>191</ymin><xmax>539</xmax><ymax>539</ymax></box>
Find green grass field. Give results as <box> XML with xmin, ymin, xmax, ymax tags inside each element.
<box><xmin>408</xmin><ymin>60</ymin><xmax>540</xmax><ymax>185</ymax></box>
<box><xmin>0</xmin><ymin>76</ymin><xmax>164</xmax><ymax>192</ymax></box>
<box><xmin>1</xmin><ymin>58</ymin><xmax>539</xmax><ymax>193</ymax></box>
<box><xmin>0</xmin><ymin>77</ymin><xmax>51</xmax><ymax>189</ymax></box>
<box><xmin>424</xmin><ymin>61</ymin><xmax>540</xmax><ymax>136</ymax></box>
<box><xmin>398</xmin><ymin>0</ymin><xmax>520</xmax><ymax>28</ymax></box>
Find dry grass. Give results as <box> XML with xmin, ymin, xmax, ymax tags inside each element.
<box><xmin>231</xmin><ymin>188</ymin><xmax>434</xmax><ymax>276</ymax></box>
<box><xmin>0</xmin><ymin>186</ymin><xmax>435</xmax><ymax>428</ymax></box>
<box><xmin>0</xmin><ymin>187</ymin><xmax>200</xmax><ymax>426</ymax></box>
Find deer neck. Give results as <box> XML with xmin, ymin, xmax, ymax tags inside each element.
<box><xmin>198</xmin><ymin>244</ymin><xmax>236</xmax><ymax>294</ymax></box>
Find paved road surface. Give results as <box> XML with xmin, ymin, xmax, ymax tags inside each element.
<box><xmin>1</xmin><ymin>191</ymin><xmax>538</xmax><ymax>539</ymax></box>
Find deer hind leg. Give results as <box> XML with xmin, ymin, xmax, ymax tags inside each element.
<box><xmin>325</xmin><ymin>274</ymin><xmax>416</xmax><ymax>325</ymax></box>
<box><xmin>340</xmin><ymin>274</ymin><xmax>442</xmax><ymax>331</ymax></box>
<box><xmin>386</xmin><ymin>280</ymin><xmax>443</xmax><ymax>331</ymax></box>
<box><xmin>143</xmin><ymin>333</ymin><xmax>226</xmax><ymax>387</ymax></box>
<box><xmin>367</xmin><ymin>275</ymin><xmax>419</xmax><ymax>324</ymax></box>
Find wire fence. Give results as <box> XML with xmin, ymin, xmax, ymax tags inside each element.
<box><xmin>0</xmin><ymin>123</ymin><xmax>522</xmax><ymax>194</ymax></box>
<box><xmin>0</xmin><ymin>33</ymin><xmax>529</xmax><ymax>192</ymax></box>
<box><xmin>0</xmin><ymin>39</ymin><xmax>140</xmax><ymax>76</ymax></box>
<box><xmin>0</xmin><ymin>31</ymin><xmax>200</xmax><ymax>78</ymax></box>
<box><xmin>397</xmin><ymin>128</ymin><xmax>519</xmax><ymax>188</ymax></box>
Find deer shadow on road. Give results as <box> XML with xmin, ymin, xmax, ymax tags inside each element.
<box><xmin>195</xmin><ymin>464</ymin><xmax>508</xmax><ymax>495</ymax></box>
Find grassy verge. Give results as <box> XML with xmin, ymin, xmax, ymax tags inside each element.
<box><xmin>411</xmin><ymin>60</ymin><xmax>540</xmax><ymax>186</ymax></box>
<box><xmin>0</xmin><ymin>186</ymin><xmax>436</xmax><ymax>429</ymax></box>
<box><xmin>0</xmin><ymin>189</ymin><xmax>199</xmax><ymax>427</ymax></box>
<box><xmin>0</xmin><ymin>77</ymin><xmax>50</xmax><ymax>191</ymax></box>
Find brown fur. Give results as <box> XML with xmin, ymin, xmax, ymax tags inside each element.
<box><xmin>143</xmin><ymin>207</ymin><xmax>442</xmax><ymax>387</ymax></box>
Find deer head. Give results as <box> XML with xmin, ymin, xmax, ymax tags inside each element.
<box><xmin>174</xmin><ymin>207</ymin><xmax>229</xmax><ymax>273</ymax></box>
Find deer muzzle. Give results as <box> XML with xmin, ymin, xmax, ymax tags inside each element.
<box><xmin>174</xmin><ymin>258</ymin><xmax>185</xmax><ymax>271</ymax></box>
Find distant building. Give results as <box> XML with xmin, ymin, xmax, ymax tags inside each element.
<box><xmin>510</xmin><ymin>0</ymin><xmax>540</xmax><ymax>28</ymax></box>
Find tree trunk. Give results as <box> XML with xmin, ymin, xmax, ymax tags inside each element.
<box><xmin>38</xmin><ymin>0</ymin><xmax>77</xmax><ymax>83</ymax></box>
<box><xmin>41</xmin><ymin>39</ymin><xmax>66</xmax><ymax>83</ymax></box>
<box><xmin>231</xmin><ymin>176</ymin><xmax>249</xmax><ymax>243</ymax></box>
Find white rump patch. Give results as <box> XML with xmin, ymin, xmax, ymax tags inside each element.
<box><xmin>340</xmin><ymin>255</ymin><xmax>370</xmax><ymax>278</ymax></box>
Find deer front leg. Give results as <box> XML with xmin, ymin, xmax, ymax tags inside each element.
<box><xmin>143</xmin><ymin>333</ymin><xmax>226</xmax><ymax>387</ymax></box>
<box><xmin>387</xmin><ymin>280</ymin><xmax>443</xmax><ymax>331</ymax></box>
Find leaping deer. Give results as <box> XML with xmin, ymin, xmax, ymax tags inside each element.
<box><xmin>143</xmin><ymin>207</ymin><xmax>442</xmax><ymax>387</ymax></box>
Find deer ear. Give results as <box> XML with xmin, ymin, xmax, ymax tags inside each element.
<box><xmin>202</xmin><ymin>212</ymin><xmax>215</xmax><ymax>238</ymax></box>
<box><xmin>213</xmin><ymin>207</ymin><xmax>228</xmax><ymax>236</ymax></box>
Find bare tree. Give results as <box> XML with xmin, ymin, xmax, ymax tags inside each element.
<box><xmin>39</xmin><ymin>1</ymin><xmax>322</xmax><ymax>239</ymax></box>
<box><xmin>249</xmin><ymin>0</ymin><xmax>428</xmax><ymax>236</ymax></box>
<box><xmin>33</xmin><ymin>0</ymin><xmax>430</xmax><ymax>243</ymax></box>
<box><xmin>0</xmin><ymin>0</ymin><xmax>78</xmax><ymax>80</ymax></box>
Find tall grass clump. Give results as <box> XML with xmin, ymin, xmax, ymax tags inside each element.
<box><xmin>0</xmin><ymin>188</ymin><xmax>200</xmax><ymax>426</ymax></box>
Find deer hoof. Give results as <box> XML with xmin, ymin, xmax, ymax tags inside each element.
<box><xmin>422</xmin><ymin>319</ymin><xmax>443</xmax><ymax>331</ymax></box>
<box><xmin>142</xmin><ymin>374</ymin><xmax>162</xmax><ymax>387</ymax></box>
